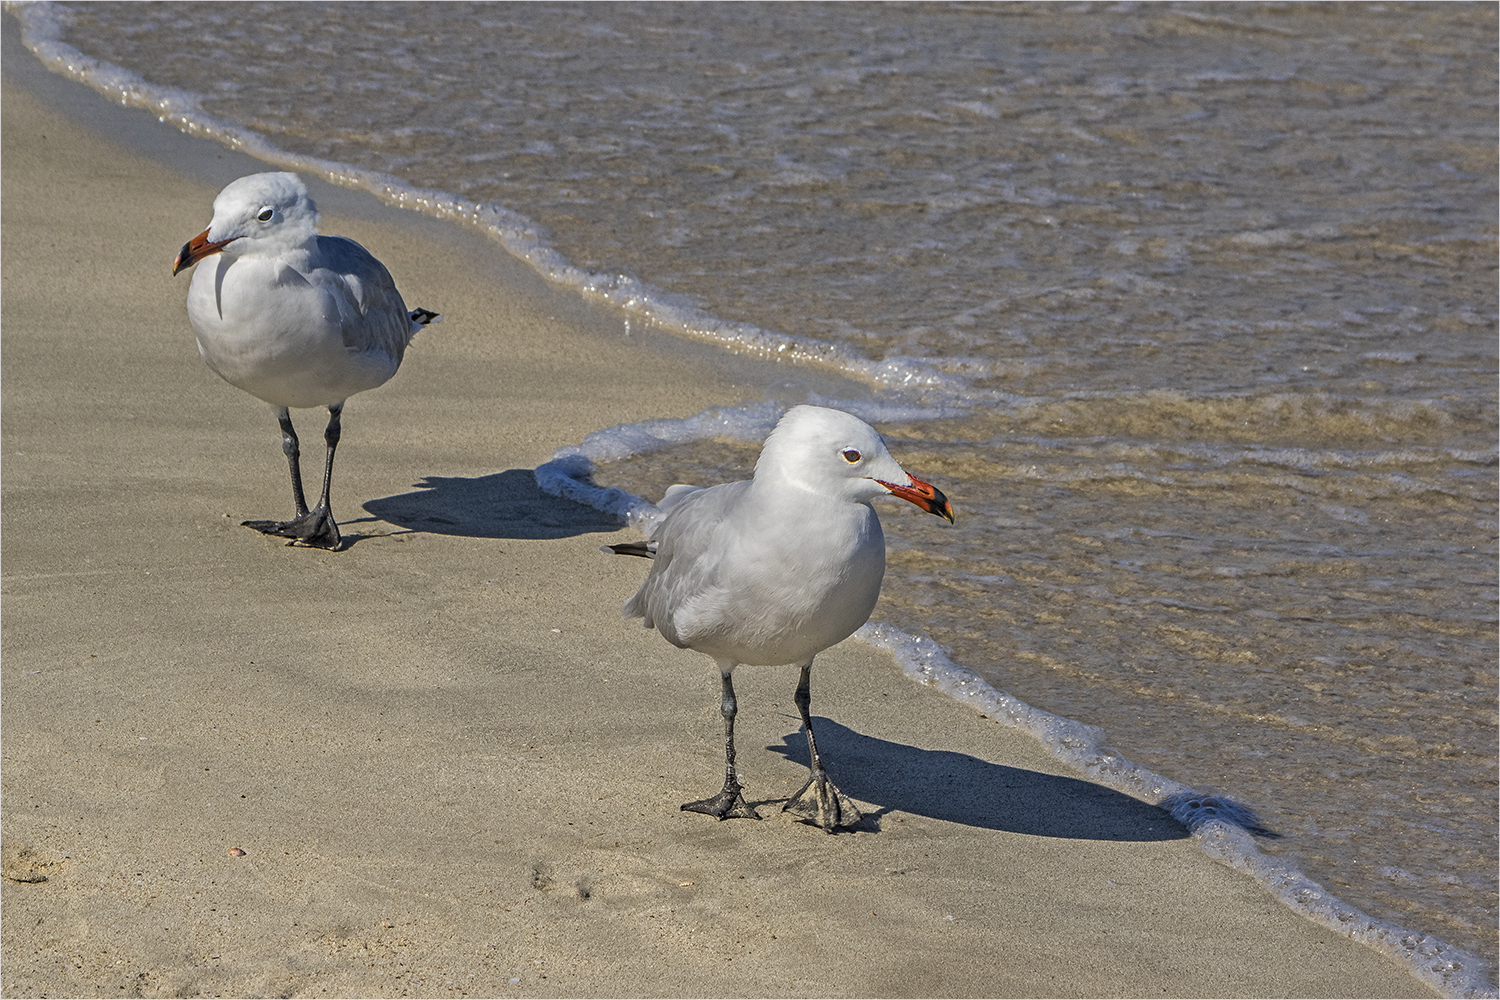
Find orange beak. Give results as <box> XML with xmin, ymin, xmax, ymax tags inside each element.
<box><xmin>172</xmin><ymin>228</ymin><xmax>239</xmax><ymax>276</ymax></box>
<box><xmin>877</xmin><ymin>474</ymin><xmax>955</xmax><ymax>523</ymax></box>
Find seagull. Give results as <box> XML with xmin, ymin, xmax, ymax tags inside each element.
<box><xmin>172</xmin><ymin>172</ymin><xmax>439</xmax><ymax>550</ymax></box>
<box><xmin>609</xmin><ymin>405</ymin><xmax>954</xmax><ymax>831</ymax></box>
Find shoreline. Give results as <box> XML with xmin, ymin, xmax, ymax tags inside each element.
<box><xmin>0</xmin><ymin>20</ymin><xmax>1456</xmax><ymax>999</ymax></box>
<box><xmin>3</xmin><ymin>0</ymin><xmax>895</xmax><ymax>403</ymax></box>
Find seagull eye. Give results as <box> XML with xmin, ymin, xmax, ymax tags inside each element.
<box><xmin>841</xmin><ymin>449</ymin><xmax>862</xmax><ymax>463</ymax></box>
<box><xmin>257</xmin><ymin>208</ymin><xmax>274</xmax><ymax>222</ymax></box>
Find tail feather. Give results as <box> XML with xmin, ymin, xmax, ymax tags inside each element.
<box><xmin>603</xmin><ymin>541</ymin><xmax>655</xmax><ymax>559</ymax></box>
<box><xmin>409</xmin><ymin>307</ymin><xmax>442</xmax><ymax>331</ymax></box>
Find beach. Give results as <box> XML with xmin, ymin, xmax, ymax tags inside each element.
<box><xmin>0</xmin><ymin>26</ymin><xmax>1449</xmax><ymax>1000</ymax></box>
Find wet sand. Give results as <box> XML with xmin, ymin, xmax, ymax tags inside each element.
<box><xmin>0</xmin><ymin>48</ymin><xmax>1434</xmax><ymax>999</ymax></box>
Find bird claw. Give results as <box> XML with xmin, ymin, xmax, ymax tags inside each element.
<box><xmin>783</xmin><ymin>773</ymin><xmax>862</xmax><ymax>831</ymax></box>
<box><xmin>682</xmin><ymin>784</ymin><xmax>761</xmax><ymax>821</ymax></box>
<box><xmin>243</xmin><ymin>508</ymin><xmax>341</xmax><ymax>550</ymax></box>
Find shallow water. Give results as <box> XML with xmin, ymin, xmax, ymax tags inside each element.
<box><xmin>33</xmin><ymin>0</ymin><xmax>1498</xmax><ymax>976</ymax></box>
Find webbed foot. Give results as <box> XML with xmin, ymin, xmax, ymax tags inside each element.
<box><xmin>243</xmin><ymin>506</ymin><xmax>342</xmax><ymax>550</ymax></box>
<box><xmin>783</xmin><ymin>773</ymin><xmax>861</xmax><ymax>831</ymax></box>
<box><xmin>682</xmin><ymin>783</ymin><xmax>761</xmax><ymax>821</ymax></box>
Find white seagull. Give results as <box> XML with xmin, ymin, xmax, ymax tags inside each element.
<box><xmin>172</xmin><ymin>172</ymin><xmax>439</xmax><ymax>550</ymax></box>
<box><xmin>609</xmin><ymin>405</ymin><xmax>954</xmax><ymax>831</ymax></box>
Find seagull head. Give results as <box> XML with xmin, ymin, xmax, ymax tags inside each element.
<box><xmin>755</xmin><ymin>405</ymin><xmax>954</xmax><ymax>522</ymax></box>
<box><xmin>172</xmin><ymin>172</ymin><xmax>320</xmax><ymax>275</ymax></box>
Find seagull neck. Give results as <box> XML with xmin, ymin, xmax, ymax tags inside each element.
<box><xmin>238</xmin><ymin>229</ymin><xmax>319</xmax><ymax>260</ymax></box>
<box><xmin>748</xmin><ymin>471</ymin><xmax>862</xmax><ymax>514</ymax></box>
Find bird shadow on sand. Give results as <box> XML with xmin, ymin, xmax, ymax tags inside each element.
<box><xmin>766</xmin><ymin>719</ymin><xmax>1188</xmax><ymax>842</ymax></box>
<box><xmin>359</xmin><ymin>469</ymin><xmax>623</xmax><ymax>541</ymax></box>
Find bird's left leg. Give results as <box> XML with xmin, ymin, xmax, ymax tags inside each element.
<box><xmin>783</xmin><ymin>659</ymin><xmax>862</xmax><ymax>831</ymax></box>
<box><xmin>298</xmin><ymin>402</ymin><xmax>343</xmax><ymax>549</ymax></box>
<box><xmin>246</xmin><ymin>403</ymin><xmax>342</xmax><ymax>550</ymax></box>
<box><xmin>682</xmin><ymin>660</ymin><xmax>760</xmax><ymax>821</ymax></box>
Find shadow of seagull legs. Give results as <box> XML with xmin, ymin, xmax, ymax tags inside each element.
<box><xmin>363</xmin><ymin>469</ymin><xmax>624</xmax><ymax>540</ymax></box>
<box><xmin>769</xmin><ymin>719</ymin><xmax>1190</xmax><ymax>842</ymax></box>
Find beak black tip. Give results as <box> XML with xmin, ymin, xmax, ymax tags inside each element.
<box><xmin>931</xmin><ymin>486</ymin><xmax>955</xmax><ymax>523</ymax></box>
<box><xmin>172</xmin><ymin>241</ymin><xmax>194</xmax><ymax>276</ymax></box>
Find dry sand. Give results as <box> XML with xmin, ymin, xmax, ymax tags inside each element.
<box><xmin>1</xmin><ymin>36</ymin><xmax>1434</xmax><ymax>999</ymax></box>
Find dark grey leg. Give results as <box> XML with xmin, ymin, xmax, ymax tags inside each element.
<box><xmin>242</xmin><ymin>403</ymin><xmax>343</xmax><ymax>550</ymax></box>
<box><xmin>682</xmin><ymin>660</ymin><xmax>760</xmax><ymax>821</ymax></box>
<box><xmin>295</xmin><ymin>403</ymin><xmax>343</xmax><ymax>550</ymax></box>
<box><xmin>783</xmin><ymin>659</ymin><xmax>862</xmax><ymax>831</ymax></box>
<box><xmin>314</xmin><ymin>402</ymin><xmax>342</xmax><ymax>518</ymax></box>
<box><xmin>277</xmin><ymin>406</ymin><xmax>309</xmax><ymax>515</ymax></box>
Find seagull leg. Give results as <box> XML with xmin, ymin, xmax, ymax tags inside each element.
<box><xmin>243</xmin><ymin>404</ymin><xmax>342</xmax><ymax>550</ymax></box>
<box><xmin>276</xmin><ymin>406</ymin><xmax>310</xmax><ymax>515</ymax></box>
<box><xmin>783</xmin><ymin>660</ymin><xmax>862</xmax><ymax>831</ymax></box>
<box><xmin>300</xmin><ymin>402</ymin><xmax>343</xmax><ymax>549</ymax></box>
<box><xmin>682</xmin><ymin>661</ymin><xmax>760</xmax><ymax>821</ymax></box>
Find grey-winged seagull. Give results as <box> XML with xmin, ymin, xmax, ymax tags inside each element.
<box><xmin>609</xmin><ymin>405</ymin><xmax>954</xmax><ymax>831</ymax></box>
<box><xmin>173</xmin><ymin>172</ymin><xmax>438</xmax><ymax>550</ymax></box>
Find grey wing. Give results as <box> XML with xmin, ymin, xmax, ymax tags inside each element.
<box><xmin>312</xmin><ymin>235</ymin><xmax>417</xmax><ymax>362</ymax></box>
<box><xmin>624</xmin><ymin>480</ymin><xmax>749</xmax><ymax>645</ymax></box>
<box><xmin>657</xmin><ymin>483</ymin><xmax>704</xmax><ymax>514</ymax></box>
<box><xmin>606</xmin><ymin>485</ymin><xmax>704</xmax><ymax>560</ymax></box>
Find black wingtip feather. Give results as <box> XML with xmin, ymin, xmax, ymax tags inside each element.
<box><xmin>603</xmin><ymin>541</ymin><xmax>655</xmax><ymax>559</ymax></box>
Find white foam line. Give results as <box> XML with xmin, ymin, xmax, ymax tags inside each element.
<box><xmin>856</xmin><ymin>622</ymin><xmax>1495</xmax><ymax>1000</ymax></box>
<box><xmin>535</xmin><ymin>402</ymin><xmax>786</xmax><ymax>532</ymax></box>
<box><xmin>537</xmin><ymin>406</ymin><xmax>1497</xmax><ymax>1000</ymax></box>
<box><xmin>534</xmin><ymin>398</ymin><xmax>966</xmax><ymax>531</ymax></box>
<box><xmin>6</xmin><ymin>0</ymin><xmax>967</xmax><ymax>400</ymax></box>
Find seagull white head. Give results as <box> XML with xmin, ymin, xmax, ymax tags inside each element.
<box><xmin>172</xmin><ymin>172</ymin><xmax>320</xmax><ymax>275</ymax></box>
<box><xmin>755</xmin><ymin>405</ymin><xmax>954</xmax><ymax>521</ymax></box>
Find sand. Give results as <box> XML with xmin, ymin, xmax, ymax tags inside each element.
<box><xmin>0</xmin><ymin>28</ymin><xmax>1434</xmax><ymax>999</ymax></box>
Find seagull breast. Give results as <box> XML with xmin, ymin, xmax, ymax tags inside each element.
<box><xmin>634</xmin><ymin>479</ymin><xmax>886</xmax><ymax>666</ymax></box>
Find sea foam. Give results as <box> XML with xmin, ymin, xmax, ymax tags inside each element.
<box><xmin>537</xmin><ymin>402</ymin><xmax>1498</xmax><ymax>999</ymax></box>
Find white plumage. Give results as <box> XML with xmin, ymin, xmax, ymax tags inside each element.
<box><xmin>173</xmin><ymin>172</ymin><xmax>438</xmax><ymax>550</ymax></box>
<box><xmin>614</xmin><ymin>405</ymin><xmax>954</xmax><ymax>830</ymax></box>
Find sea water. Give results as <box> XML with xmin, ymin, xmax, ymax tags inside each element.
<box><xmin>13</xmin><ymin>2</ymin><xmax>1495</xmax><ymax>992</ymax></box>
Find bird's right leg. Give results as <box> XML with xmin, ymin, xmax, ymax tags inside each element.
<box><xmin>682</xmin><ymin>661</ymin><xmax>760</xmax><ymax>821</ymax></box>
<box><xmin>783</xmin><ymin>659</ymin><xmax>862</xmax><ymax>831</ymax></box>
<box><xmin>265</xmin><ymin>406</ymin><xmax>311</xmax><ymax>514</ymax></box>
<box><xmin>245</xmin><ymin>408</ymin><xmax>308</xmax><ymax>534</ymax></box>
